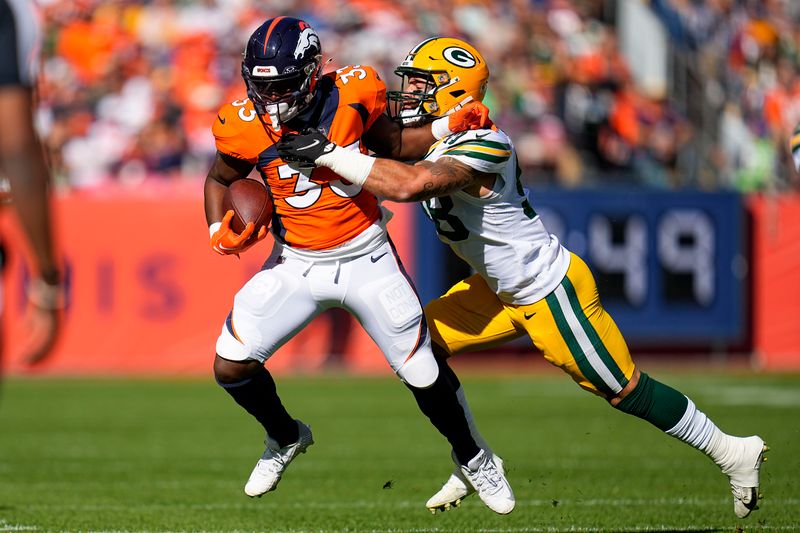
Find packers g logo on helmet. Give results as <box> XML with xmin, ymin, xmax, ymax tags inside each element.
<box><xmin>442</xmin><ymin>47</ymin><xmax>477</xmax><ymax>68</ymax></box>
<box><xmin>388</xmin><ymin>37</ymin><xmax>489</xmax><ymax>125</ymax></box>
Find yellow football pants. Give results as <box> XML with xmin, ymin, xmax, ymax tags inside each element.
<box><xmin>425</xmin><ymin>253</ymin><xmax>635</xmax><ymax>397</ymax></box>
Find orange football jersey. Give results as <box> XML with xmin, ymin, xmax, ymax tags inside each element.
<box><xmin>213</xmin><ymin>65</ymin><xmax>387</xmax><ymax>250</ymax></box>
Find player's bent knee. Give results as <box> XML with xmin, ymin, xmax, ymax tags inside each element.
<box><xmin>396</xmin><ymin>351</ymin><xmax>440</xmax><ymax>388</ymax></box>
<box><xmin>213</xmin><ymin>354</ymin><xmax>262</xmax><ymax>384</ymax></box>
<box><xmin>216</xmin><ymin>323</ymin><xmax>257</xmax><ymax>361</ymax></box>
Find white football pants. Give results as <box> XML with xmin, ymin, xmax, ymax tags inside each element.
<box><xmin>216</xmin><ymin>239</ymin><xmax>439</xmax><ymax>387</ymax></box>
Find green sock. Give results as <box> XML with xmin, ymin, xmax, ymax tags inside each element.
<box><xmin>614</xmin><ymin>372</ymin><xmax>688</xmax><ymax>431</ymax></box>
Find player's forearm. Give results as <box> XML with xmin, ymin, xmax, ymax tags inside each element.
<box><xmin>396</xmin><ymin>124</ymin><xmax>436</xmax><ymax>160</ymax></box>
<box><xmin>204</xmin><ymin>175</ymin><xmax>229</xmax><ymax>225</ymax></box>
<box><xmin>3</xmin><ymin>147</ymin><xmax>59</xmax><ymax>281</ymax></box>
<box><xmin>315</xmin><ymin>145</ymin><xmax>453</xmax><ymax>203</ymax></box>
<box><xmin>363</xmin><ymin>159</ymin><xmax>436</xmax><ymax>202</ymax></box>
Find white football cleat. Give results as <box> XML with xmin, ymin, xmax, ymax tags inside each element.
<box><xmin>459</xmin><ymin>450</ymin><xmax>515</xmax><ymax>515</ymax></box>
<box><xmin>426</xmin><ymin>454</ymin><xmax>505</xmax><ymax>513</ymax></box>
<box><xmin>426</xmin><ymin>471</ymin><xmax>470</xmax><ymax>513</ymax></box>
<box><xmin>721</xmin><ymin>435</ymin><xmax>768</xmax><ymax>518</ymax></box>
<box><xmin>244</xmin><ymin>419</ymin><xmax>314</xmax><ymax>497</ymax></box>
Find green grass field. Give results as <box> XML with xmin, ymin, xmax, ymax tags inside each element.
<box><xmin>0</xmin><ymin>371</ymin><xmax>798</xmax><ymax>532</ymax></box>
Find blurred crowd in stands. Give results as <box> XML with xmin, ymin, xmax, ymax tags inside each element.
<box><xmin>34</xmin><ymin>0</ymin><xmax>800</xmax><ymax>191</ymax></box>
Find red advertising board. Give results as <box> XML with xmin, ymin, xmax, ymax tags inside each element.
<box><xmin>1</xmin><ymin>183</ymin><xmax>413</xmax><ymax>376</ymax></box>
<box><xmin>749</xmin><ymin>193</ymin><xmax>800</xmax><ymax>370</ymax></box>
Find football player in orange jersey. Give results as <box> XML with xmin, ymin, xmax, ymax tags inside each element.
<box><xmin>0</xmin><ymin>0</ymin><xmax>63</xmax><ymax>369</ymax></box>
<box><xmin>203</xmin><ymin>17</ymin><xmax>514</xmax><ymax>514</ymax></box>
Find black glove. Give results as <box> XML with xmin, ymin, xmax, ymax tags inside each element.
<box><xmin>276</xmin><ymin>128</ymin><xmax>336</xmax><ymax>167</ymax></box>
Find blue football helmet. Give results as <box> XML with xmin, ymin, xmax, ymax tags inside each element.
<box><xmin>241</xmin><ymin>17</ymin><xmax>323</xmax><ymax>125</ymax></box>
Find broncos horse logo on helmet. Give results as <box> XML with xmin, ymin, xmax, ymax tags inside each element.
<box><xmin>293</xmin><ymin>25</ymin><xmax>320</xmax><ymax>60</ymax></box>
<box><xmin>387</xmin><ymin>37</ymin><xmax>489</xmax><ymax>126</ymax></box>
<box><xmin>241</xmin><ymin>17</ymin><xmax>323</xmax><ymax>127</ymax></box>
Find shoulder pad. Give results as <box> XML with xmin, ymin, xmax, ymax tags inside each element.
<box><xmin>212</xmin><ymin>99</ymin><xmax>264</xmax><ymax>163</ymax></box>
<box><xmin>439</xmin><ymin>128</ymin><xmax>513</xmax><ymax>170</ymax></box>
<box><xmin>444</xmin><ymin>128</ymin><xmax>510</xmax><ymax>147</ymax></box>
<box><xmin>333</xmin><ymin>65</ymin><xmax>385</xmax><ymax>101</ymax></box>
<box><xmin>333</xmin><ymin>64</ymin><xmax>382</xmax><ymax>86</ymax></box>
<box><xmin>330</xmin><ymin>65</ymin><xmax>387</xmax><ymax>128</ymax></box>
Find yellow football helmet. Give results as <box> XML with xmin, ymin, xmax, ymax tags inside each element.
<box><xmin>387</xmin><ymin>37</ymin><xmax>489</xmax><ymax>125</ymax></box>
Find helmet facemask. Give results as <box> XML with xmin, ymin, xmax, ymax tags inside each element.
<box><xmin>242</xmin><ymin>57</ymin><xmax>322</xmax><ymax>128</ymax></box>
<box><xmin>387</xmin><ymin>69</ymin><xmax>456</xmax><ymax>126</ymax></box>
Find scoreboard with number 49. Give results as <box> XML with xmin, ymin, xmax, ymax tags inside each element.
<box><xmin>415</xmin><ymin>189</ymin><xmax>747</xmax><ymax>347</ymax></box>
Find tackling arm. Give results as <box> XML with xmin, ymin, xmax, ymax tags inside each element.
<box><xmin>364</xmin><ymin>157</ymin><xmax>487</xmax><ymax>202</ymax></box>
<box><xmin>275</xmin><ymin>130</ymin><xmax>494</xmax><ymax>202</ymax></box>
<box><xmin>363</xmin><ymin>102</ymin><xmax>492</xmax><ymax>160</ymax></box>
<box><xmin>362</xmin><ymin>113</ymin><xmax>434</xmax><ymax>160</ymax></box>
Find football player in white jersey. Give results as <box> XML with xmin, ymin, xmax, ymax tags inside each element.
<box><xmin>277</xmin><ymin>37</ymin><xmax>768</xmax><ymax>520</ymax></box>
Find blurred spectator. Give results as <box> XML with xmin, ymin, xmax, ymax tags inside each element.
<box><xmin>32</xmin><ymin>0</ymin><xmax>800</xmax><ymax>192</ymax></box>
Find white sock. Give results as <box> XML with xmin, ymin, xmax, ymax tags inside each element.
<box><xmin>666</xmin><ymin>397</ymin><xmax>738</xmax><ymax>471</ymax></box>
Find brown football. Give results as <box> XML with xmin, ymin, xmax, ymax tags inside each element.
<box><xmin>222</xmin><ymin>179</ymin><xmax>273</xmax><ymax>238</ymax></box>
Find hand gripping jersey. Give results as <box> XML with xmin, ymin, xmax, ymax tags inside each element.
<box><xmin>213</xmin><ymin>65</ymin><xmax>386</xmax><ymax>251</ymax></box>
<box><xmin>421</xmin><ymin>129</ymin><xmax>570</xmax><ymax>305</ymax></box>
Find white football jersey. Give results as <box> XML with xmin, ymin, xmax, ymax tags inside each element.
<box><xmin>421</xmin><ymin>128</ymin><xmax>570</xmax><ymax>305</ymax></box>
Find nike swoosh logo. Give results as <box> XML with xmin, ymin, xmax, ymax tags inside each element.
<box><xmin>475</xmin><ymin>132</ymin><xmax>490</xmax><ymax>139</ymax></box>
<box><xmin>524</xmin><ymin>311</ymin><xmax>536</xmax><ymax>320</ymax></box>
<box><xmin>299</xmin><ymin>139</ymin><xmax>321</xmax><ymax>151</ymax></box>
<box><xmin>370</xmin><ymin>252</ymin><xmax>388</xmax><ymax>263</ymax></box>
<box><xmin>218</xmin><ymin>115</ymin><xmax>226</xmax><ymax>124</ymax></box>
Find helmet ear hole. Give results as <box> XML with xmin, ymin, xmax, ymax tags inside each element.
<box><xmin>450</xmin><ymin>89</ymin><xmax>466</xmax><ymax>99</ymax></box>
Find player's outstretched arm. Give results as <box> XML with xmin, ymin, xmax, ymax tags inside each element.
<box><xmin>364</xmin><ymin>102</ymin><xmax>492</xmax><ymax>160</ymax></box>
<box><xmin>276</xmin><ymin>130</ymin><xmax>493</xmax><ymax>202</ymax></box>
<box><xmin>367</xmin><ymin>158</ymin><xmax>481</xmax><ymax>202</ymax></box>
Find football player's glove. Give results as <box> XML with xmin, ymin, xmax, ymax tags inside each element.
<box><xmin>431</xmin><ymin>101</ymin><xmax>494</xmax><ymax>140</ymax></box>
<box><xmin>210</xmin><ymin>210</ymin><xmax>267</xmax><ymax>256</ymax></box>
<box><xmin>791</xmin><ymin>122</ymin><xmax>800</xmax><ymax>173</ymax></box>
<box><xmin>276</xmin><ymin>129</ymin><xmax>335</xmax><ymax>168</ymax></box>
<box><xmin>277</xmin><ymin>129</ymin><xmax>375</xmax><ymax>186</ymax></box>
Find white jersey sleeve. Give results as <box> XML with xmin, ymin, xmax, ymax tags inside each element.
<box><xmin>436</xmin><ymin>130</ymin><xmax>513</xmax><ymax>174</ymax></box>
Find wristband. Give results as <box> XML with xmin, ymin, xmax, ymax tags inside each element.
<box><xmin>209</xmin><ymin>222</ymin><xmax>222</xmax><ymax>238</ymax></box>
<box><xmin>430</xmin><ymin>116</ymin><xmax>452</xmax><ymax>141</ymax></box>
<box><xmin>315</xmin><ymin>145</ymin><xmax>375</xmax><ymax>186</ymax></box>
<box><xmin>28</xmin><ymin>278</ymin><xmax>64</xmax><ymax>310</ymax></box>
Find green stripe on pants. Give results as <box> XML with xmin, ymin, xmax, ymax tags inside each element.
<box><xmin>545</xmin><ymin>289</ymin><xmax>614</xmax><ymax>396</ymax></box>
<box><xmin>561</xmin><ymin>276</ymin><xmax>629</xmax><ymax>388</ymax></box>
